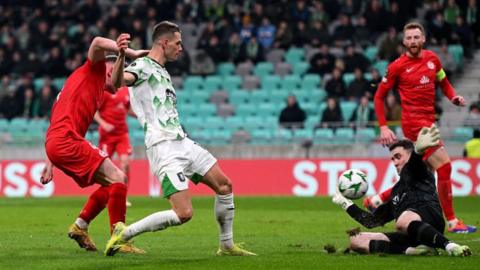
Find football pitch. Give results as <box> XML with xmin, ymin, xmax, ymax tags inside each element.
<box><xmin>1</xmin><ymin>196</ymin><xmax>479</xmax><ymax>270</ymax></box>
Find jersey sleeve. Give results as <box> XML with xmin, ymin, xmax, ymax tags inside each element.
<box><xmin>125</xmin><ymin>59</ymin><xmax>148</xmax><ymax>87</ymax></box>
<box><xmin>432</xmin><ymin>53</ymin><xmax>456</xmax><ymax>99</ymax></box>
<box><xmin>374</xmin><ymin>63</ymin><xmax>399</xmax><ymax>126</ymax></box>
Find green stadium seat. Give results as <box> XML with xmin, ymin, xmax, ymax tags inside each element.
<box><xmin>129</xmin><ymin>130</ymin><xmax>145</xmax><ymax>147</ymax></box>
<box><xmin>448</xmin><ymin>45</ymin><xmax>464</xmax><ymax>68</ymax></box>
<box><xmin>197</xmin><ymin>103</ymin><xmax>217</xmax><ymax>117</ymax></box>
<box><xmin>53</xmin><ymin>77</ymin><xmax>67</xmax><ymax>90</ymax></box>
<box><xmin>216</xmin><ymin>62</ymin><xmax>235</xmax><ymax>76</ymax></box>
<box><xmin>302</xmin><ymin>102</ymin><xmax>319</xmax><ymax>116</ymax></box>
<box><xmin>235</xmin><ymin>103</ymin><xmax>257</xmax><ymax>117</ymax></box>
<box><xmin>243</xmin><ymin>116</ymin><xmax>264</xmax><ymax>131</ymax></box>
<box><xmin>342</xmin><ymin>73</ymin><xmax>355</xmax><ymax>87</ymax></box>
<box><xmin>311</xmin><ymin>88</ymin><xmax>327</xmax><ymax>103</ymax></box>
<box><xmin>183</xmin><ymin>76</ymin><xmax>204</xmax><ymax>90</ymax></box>
<box><xmin>254</xmin><ymin>62</ymin><xmax>274</xmax><ymax>78</ymax></box>
<box><xmin>28</xmin><ymin>119</ymin><xmax>49</xmax><ymax>133</ymax></box>
<box><xmin>285</xmin><ymin>47</ymin><xmax>305</xmax><ymax>65</ymax></box>
<box><xmin>262</xmin><ymin>75</ymin><xmax>282</xmax><ymax>90</ymax></box>
<box><xmin>204</xmin><ymin>116</ymin><xmax>225</xmax><ymax>130</ymax></box>
<box><xmin>258</xmin><ymin>103</ymin><xmax>278</xmax><ymax>117</ymax></box>
<box><xmin>373</xmin><ymin>61</ymin><xmax>389</xmax><ymax>76</ymax></box>
<box><xmin>203</xmin><ymin>76</ymin><xmax>222</xmax><ymax>92</ymax></box>
<box><xmin>335</xmin><ymin>128</ymin><xmax>355</xmax><ymax>144</ymax></box>
<box><xmin>364</xmin><ymin>46</ymin><xmax>378</xmax><ymax>62</ymax></box>
<box><xmin>0</xmin><ymin>119</ymin><xmax>9</xmax><ymax>132</ymax></box>
<box><xmin>127</xmin><ymin>116</ymin><xmax>142</xmax><ymax>131</ymax></box>
<box><xmin>451</xmin><ymin>127</ymin><xmax>473</xmax><ymax>142</ymax></box>
<box><xmin>182</xmin><ymin>116</ymin><xmax>204</xmax><ymax>132</ymax></box>
<box><xmin>249</xmin><ymin>91</ymin><xmax>269</xmax><ymax>105</ymax></box>
<box><xmin>210</xmin><ymin>129</ymin><xmax>232</xmax><ymax>145</ymax></box>
<box><xmin>293</xmin><ymin>129</ymin><xmax>313</xmax><ymax>142</ymax></box>
<box><xmin>282</xmin><ymin>75</ymin><xmax>302</xmax><ymax>91</ymax></box>
<box><xmin>340</xmin><ymin>101</ymin><xmax>357</xmax><ymax>122</ymax></box>
<box><xmin>273</xmin><ymin>128</ymin><xmax>293</xmax><ymax>144</ymax></box>
<box><xmin>292</xmin><ymin>62</ymin><xmax>310</xmax><ymax>76</ymax></box>
<box><xmin>33</xmin><ymin>78</ymin><xmax>44</xmax><ymax>92</ymax></box>
<box><xmin>8</xmin><ymin>118</ymin><xmax>29</xmax><ymax>132</ymax></box>
<box><xmin>251</xmin><ymin>129</ymin><xmax>273</xmax><ymax>145</ymax></box>
<box><xmin>190</xmin><ymin>129</ymin><xmax>213</xmax><ymax>144</ymax></box>
<box><xmin>224</xmin><ymin>116</ymin><xmax>244</xmax><ymax>131</ymax></box>
<box><xmin>190</xmin><ymin>91</ymin><xmax>210</xmax><ymax>103</ymax></box>
<box><xmin>356</xmin><ymin>128</ymin><xmax>377</xmax><ymax>143</ymax></box>
<box><xmin>222</xmin><ymin>75</ymin><xmax>242</xmax><ymax>92</ymax></box>
<box><xmin>301</xmin><ymin>74</ymin><xmax>321</xmax><ymax>91</ymax></box>
<box><xmin>229</xmin><ymin>91</ymin><xmax>250</xmax><ymax>106</ymax></box>
<box><xmin>313</xmin><ymin>128</ymin><xmax>334</xmax><ymax>144</ymax></box>
<box><xmin>304</xmin><ymin>116</ymin><xmax>320</xmax><ymax>130</ymax></box>
<box><xmin>269</xmin><ymin>91</ymin><xmax>289</xmax><ymax>104</ymax></box>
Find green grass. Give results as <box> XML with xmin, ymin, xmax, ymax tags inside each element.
<box><xmin>0</xmin><ymin>197</ymin><xmax>479</xmax><ymax>270</ymax></box>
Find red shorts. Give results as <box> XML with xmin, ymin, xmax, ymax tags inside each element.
<box><xmin>98</xmin><ymin>133</ymin><xmax>132</xmax><ymax>158</ymax></box>
<box><xmin>402</xmin><ymin>123</ymin><xmax>444</xmax><ymax>161</ymax></box>
<box><xmin>45</xmin><ymin>132</ymin><xmax>108</xmax><ymax>188</ymax></box>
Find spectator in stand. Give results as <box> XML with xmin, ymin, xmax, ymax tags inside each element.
<box><xmin>378</xmin><ymin>27</ymin><xmax>401</xmax><ymax>62</ymax></box>
<box><xmin>466</xmin><ymin>0</ymin><xmax>479</xmax><ymax>45</ymax></box>
<box><xmin>452</xmin><ymin>16</ymin><xmax>474</xmax><ymax>59</ymax></box>
<box><xmin>353</xmin><ymin>16</ymin><xmax>372</xmax><ymax>47</ymax></box>
<box><xmin>273</xmin><ymin>20</ymin><xmax>293</xmax><ymax>49</ymax></box>
<box><xmin>35</xmin><ymin>83</ymin><xmax>57</xmax><ymax>119</ymax></box>
<box><xmin>257</xmin><ymin>17</ymin><xmax>276</xmax><ymax>50</ymax></box>
<box><xmin>463</xmin><ymin>129</ymin><xmax>480</xmax><ymax>158</ymax></box>
<box><xmin>364</xmin><ymin>0</ymin><xmax>388</xmax><ymax>40</ymax></box>
<box><xmin>308</xmin><ymin>21</ymin><xmax>330</xmax><ymax>47</ymax></box>
<box><xmin>291</xmin><ymin>0</ymin><xmax>310</xmax><ymax>24</ymax></box>
<box><xmin>204</xmin><ymin>35</ymin><xmax>229</xmax><ymax>63</ymax></box>
<box><xmin>292</xmin><ymin>21</ymin><xmax>310</xmax><ymax>47</ymax></box>
<box><xmin>464</xmin><ymin>104</ymin><xmax>480</xmax><ymax>127</ymax></box>
<box><xmin>384</xmin><ymin>93</ymin><xmax>402</xmax><ymax>123</ymax></box>
<box><xmin>387</xmin><ymin>2</ymin><xmax>406</xmax><ymax>32</ymax></box>
<box><xmin>197</xmin><ymin>21</ymin><xmax>216</xmax><ymax>50</ymax></box>
<box><xmin>308</xmin><ymin>44</ymin><xmax>335</xmax><ymax>76</ymax></box>
<box><xmin>437</xmin><ymin>41</ymin><xmax>457</xmax><ymax>77</ymax></box>
<box><xmin>325</xmin><ymin>68</ymin><xmax>346</xmax><ymax>99</ymax></box>
<box><xmin>279</xmin><ymin>95</ymin><xmax>307</xmax><ymax>130</ymax></box>
<box><xmin>429</xmin><ymin>13</ymin><xmax>453</xmax><ymax>45</ymax></box>
<box><xmin>309</xmin><ymin>0</ymin><xmax>330</xmax><ymax>25</ymax></box>
<box><xmin>346</xmin><ymin>68</ymin><xmax>370</xmax><ymax>101</ymax></box>
<box><xmin>444</xmin><ymin>0</ymin><xmax>461</xmax><ymax>25</ymax></box>
<box><xmin>350</xmin><ymin>95</ymin><xmax>375</xmax><ymax>128</ymax></box>
<box><xmin>366</xmin><ymin>68</ymin><xmax>382</xmax><ymax>99</ymax></box>
<box><xmin>343</xmin><ymin>45</ymin><xmax>370</xmax><ymax>73</ymax></box>
<box><xmin>239</xmin><ymin>16</ymin><xmax>255</xmax><ymax>43</ymax></box>
<box><xmin>240</xmin><ymin>36</ymin><xmax>264</xmax><ymax>64</ymax></box>
<box><xmin>227</xmin><ymin>32</ymin><xmax>243</xmax><ymax>64</ymax></box>
<box><xmin>0</xmin><ymin>85</ymin><xmax>20</xmax><ymax>120</ymax></box>
<box><xmin>319</xmin><ymin>97</ymin><xmax>343</xmax><ymax>129</ymax></box>
<box><xmin>332</xmin><ymin>14</ymin><xmax>355</xmax><ymax>46</ymax></box>
<box><xmin>20</xmin><ymin>87</ymin><xmax>36</xmax><ymax>119</ymax></box>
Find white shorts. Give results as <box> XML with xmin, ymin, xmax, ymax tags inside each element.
<box><xmin>146</xmin><ymin>137</ymin><xmax>217</xmax><ymax>198</ymax></box>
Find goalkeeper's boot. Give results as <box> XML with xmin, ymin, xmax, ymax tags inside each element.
<box><xmin>405</xmin><ymin>245</ymin><xmax>438</xmax><ymax>256</ymax></box>
<box><xmin>448</xmin><ymin>220</ymin><xmax>477</xmax><ymax>234</ymax></box>
<box><xmin>447</xmin><ymin>244</ymin><xmax>472</xmax><ymax>257</ymax></box>
<box><xmin>119</xmin><ymin>242</ymin><xmax>146</xmax><ymax>254</ymax></box>
<box><xmin>104</xmin><ymin>222</ymin><xmax>128</xmax><ymax>256</ymax></box>
<box><xmin>67</xmin><ymin>223</ymin><xmax>97</xmax><ymax>251</ymax></box>
<box><xmin>216</xmin><ymin>243</ymin><xmax>257</xmax><ymax>256</ymax></box>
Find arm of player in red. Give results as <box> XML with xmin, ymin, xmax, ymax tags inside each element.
<box><xmin>87</xmin><ymin>34</ymin><xmax>149</xmax><ymax>64</ymax></box>
<box><xmin>374</xmin><ymin>71</ymin><xmax>397</xmax><ymax>146</ymax></box>
<box><xmin>40</xmin><ymin>157</ymin><xmax>54</xmax><ymax>185</ymax></box>
<box><xmin>436</xmin><ymin>68</ymin><xmax>466</xmax><ymax>106</ymax></box>
<box><xmin>112</xmin><ymin>35</ymin><xmax>138</xmax><ymax>88</ymax></box>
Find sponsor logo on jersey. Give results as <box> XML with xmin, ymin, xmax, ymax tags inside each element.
<box><xmin>427</xmin><ymin>61</ymin><xmax>435</xmax><ymax>70</ymax></box>
<box><xmin>166</xmin><ymin>89</ymin><xmax>176</xmax><ymax>100</ymax></box>
<box><xmin>420</xmin><ymin>75</ymin><xmax>430</xmax><ymax>84</ymax></box>
<box><xmin>382</xmin><ymin>77</ymin><xmax>387</xmax><ymax>83</ymax></box>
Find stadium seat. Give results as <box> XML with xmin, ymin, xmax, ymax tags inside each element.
<box><xmin>373</xmin><ymin>61</ymin><xmax>389</xmax><ymax>76</ymax></box>
<box><xmin>183</xmin><ymin>76</ymin><xmax>204</xmax><ymax>90</ymax></box>
<box><xmin>235</xmin><ymin>103</ymin><xmax>257</xmax><ymax>117</ymax></box>
<box><xmin>301</xmin><ymin>74</ymin><xmax>321</xmax><ymax>91</ymax></box>
<box><xmin>224</xmin><ymin>116</ymin><xmax>244</xmax><ymax>131</ymax></box>
<box><xmin>222</xmin><ymin>75</ymin><xmax>242</xmax><ymax>92</ymax></box>
<box><xmin>340</xmin><ymin>101</ymin><xmax>357</xmax><ymax>122</ymax></box>
<box><xmin>265</xmin><ymin>49</ymin><xmax>285</xmax><ymax>64</ymax></box>
<box><xmin>334</xmin><ymin>128</ymin><xmax>355</xmax><ymax>144</ymax></box>
<box><xmin>249</xmin><ymin>91</ymin><xmax>269</xmax><ymax>105</ymax></box>
<box><xmin>262</xmin><ymin>75</ymin><xmax>282</xmax><ymax>90</ymax></box>
<box><xmin>451</xmin><ymin>127</ymin><xmax>473</xmax><ymax>142</ymax></box>
<box><xmin>293</xmin><ymin>129</ymin><xmax>313</xmax><ymax>142</ymax></box>
<box><xmin>313</xmin><ymin>128</ymin><xmax>334</xmax><ymax>144</ymax></box>
<box><xmin>204</xmin><ymin>116</ymin><xmax>225</xmax><ymax>130</ymax></box>
<box><xmin>304</xmin><ymin>116</ymin><xmax>320</xmax><ymax>130</ymax></box>
<box><xmin>242</xmin><ymin>75</ymin><xmax>260</xmax><ymax>90</ymax></box>
<box><xmin>182</xmin><ymin>116</ymin><xmax>205</xmax><ymax>132</ymax></box>
<box><xmin>8</xmin><ymin>118</ymin><xmax>29</xmax><ymax>132</ymax></box>
<box><xmin>190</xmin><ymin>129</ymin><xmax>213</xmax><ymax>144</ymax></box>
<box><xmin>203</xmin><ymin>76</ymin><xmax>222</xmax><ymax>92</ymax></box>
<box><xmin>292</xmin><ymin>62</ymin><xmax>309</xmax><ymax>76</ymax></box>
<box><xmin>285</xmin><ymin>47</ymin><xmax>305</xmax><ymax>65</ymax></box>
<box><xmin>364</xmin><ymin>46</ymin><xmax>378</xmax><ymax>62</ymax></box>
<box><xmin>273</xmin><ymin>128</ymin><xmax>293</xmax><ymax>144</ymax></box>
<box><xmin>356</xmin><ymin>128</ymin><xmax>377</xmax><ymax>143</ymax></box>
<box><xmin>244</xmin><ymin>116</ymin><xmax>264</xmax><ymax>131</ymax></box>
<box><xmin>210</xmin><ymin>129</ymin><xmax>232</xmax><ymax>145</ymax></box>
<box><xmin>282</xmin><ymin>75</ymin><xmax>302</xmax><ymax>91</ymax></box>
<box><xmin>130</xmin><ymin>130</ymin><xmax>145</xmax><ymax>147</ymax></box>
<box><xmin>254</xmin><ymin>62</ymin><xmax>274</xmax><ymax>78</ymax></box>
<box><xmin>127</xmin><ymin>116</ymin><xmax>142</xmax><ymax>131</ymax></box>
<box><xmin>53</xmin><ymin>77</ymin><xmax>66</xmax><ymax>90</ymax></box>
<box><xmin>274</xmin><ymin>62</ymin><xmax>292</xmax><ymax>77</ymax></box>
<box><xmin>258</xmin><ymin>102</ymin><xmax>278</xmax><ymax>117</ymax></box>
<box><xmin>448</xmin><ymin>45</ymin><xmax>464</xmax><ymax>68</ymax></box>
<box><xmin>0</xmin><ymin>119</ymin><xmax>8</xmax><ymax>132</ymax></box>
<box><xmin>216</xmin><ymin>62</ymin><xmax>235</xmax><ymax>76</ymax></box>
<box><xmin>235</xmin><ymin>62</ymin><xmax>254</xmax><ymax>77</ymax></box>
<box><xmin>33</xmin><ymin>78</ymin><xmax>44</xmax><ymax>92</ymax></box>
<box><xmin>197</xmin><ymin>103</ymin><xmax>217</xmax><ymax>117</ymax></box>
<box><xmin>190</xmin><ymin>91</ymin><xmax>210</xmax><ymax>103</ymax></box>
<box><xmin>269</xmin><ymin>90</ymin><xmax>289</xmax><ymax>104</ymax></box>
<box><xmin>342</xmin><ymin>73</ymin><xmax>355</xmax><ymax>87</ymax></box>
<box><xmin>251</xmin><ymin>129</ymin><xmax>273</xmax><ymax>145</ymax></box>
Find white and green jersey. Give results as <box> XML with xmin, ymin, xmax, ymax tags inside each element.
<box><xmin>125</xmin><ymin>56</ymin><xmax>185</xmax><ymax>148</ymax></box>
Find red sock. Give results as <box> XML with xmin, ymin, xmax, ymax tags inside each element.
<box><xmin>79</xmin><ymin>186</ymin><xmax>110</xmax><ymax>223</ymax></box>
<box><xmin>379</xmin><ymin>187</ymin><xmax>393</xmax><ymax>202</ymax></box>
<box><xmin>437</xmin><ymin>163</ymin><xmax>455</xmax><ymax>221</ymax></box>
<box><xmin>108</xmin><ymin>183</ymin><xmax>127</xmax><ymax>232</ymax></box>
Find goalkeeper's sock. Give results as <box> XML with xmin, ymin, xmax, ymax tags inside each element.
<box><xmin>78</xmin><ymin>185</ymin><xmax>110</xmax><ymax>225</ymax></box>
<box><xmin>215</xmin><ymin>193</ymin><xmax>235</xmax><ymax>249</ymax></box>
<box><xmin>407</xmin><ymin>220</ymin><xmax>449</xmax><ymax>249</ymax></box>
<box><xmin>369</xmin><ymin>240</ymin><xmax>407</xmax><ymax>254</ymax></box>
<box><xmin>436</xmin><ymin>163</ymin><xmax>456</xmax><ymax>221</ymax></box>
<box><xmin>123</xmin><ymin>210</ymin><xmax>181</xmax><ymax>241</ymax></box>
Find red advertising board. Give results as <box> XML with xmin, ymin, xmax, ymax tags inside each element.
<box><xmin>1</xmin><ymin>158</ymin><xmax>479</xmax><ymax>197</ymax></box>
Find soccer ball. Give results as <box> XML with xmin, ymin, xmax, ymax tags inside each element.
<box><xmin>338</xmin><ymin>169</ymin><xmax>369</xmax><ymax>199</ymax></box>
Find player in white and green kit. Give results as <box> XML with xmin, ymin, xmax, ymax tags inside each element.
<box><xmin>105</xmin><ymin>21</ymin><xmax>256</xmax><ymax>257</ymax></box>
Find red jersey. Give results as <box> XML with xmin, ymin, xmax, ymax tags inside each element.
<box><xmin>374</xmin><ymin>50</ymin><xmax>455</xmax><ymax>140</ymax></box>
<box><xmin>47</xmin><ymin>59</ymin><xmax>106</xmax><ymax>139</ymax></box>
<box><xmin>98</xmin><ymin>86</ymin><xmax>130</xmax><ymax>137</ymax></box>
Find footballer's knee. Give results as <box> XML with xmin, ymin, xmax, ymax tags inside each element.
<box><xmin>174</xmin><ymin>207</ymin><xmax>193</xmax><ymax>223</ymax></box>
<box><xmin>349</xmin><ymin>235</ymin><xmax>369</xmax><ymax>254</ymax></box>
<box><xmin>216</xmin><ymin>177</ymin><xmax>232</xmax><ymax>195</ymax></box>
<box><xmin>111</xmin><ymin>169</ymin><xmax>128</xmax><ymax>185</ymax></box>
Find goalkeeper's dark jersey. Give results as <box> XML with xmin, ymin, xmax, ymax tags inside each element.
<box><xmin>389</xmin><ymin>152</ymin><xmax>442</xmax><ymax>219</ymax></box>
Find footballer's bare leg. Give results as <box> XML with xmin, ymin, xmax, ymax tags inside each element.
<box><xmin>119</xmin><ymin>153</ymin><xmax>132</xmax><ymax>207</ymax></box>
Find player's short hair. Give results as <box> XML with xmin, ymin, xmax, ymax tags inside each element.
<box><xmin>152</xmin><ymin>21</ymin><xmax>181</xmax><ymax>42</ymax></box>
<box><xmin>403</xmin><ymin>22</ymin><xmax>425</xmax><ymax>35</ymax></box>
<box><xmin>389</xmin><ymin>139</ymin><xmax>414</xmax><ymax>153</ymax></box>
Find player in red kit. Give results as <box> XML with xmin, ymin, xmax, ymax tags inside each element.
<box><xmin>365</xmin><ymin>22</ymin><xmax>476</xmax><ymax>233</ymax></box>
<box><xmin>94</xmin><ymin>80</ymin><xmax>134</xmax><ymax>207</ymax></box>
<box><xmin>40</xmin><ymin>34</ymin><xmax>149</xmax><ymax>252</ymax></box>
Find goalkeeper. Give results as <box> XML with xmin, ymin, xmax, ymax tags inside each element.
<box><xmin>332</xmin><ymin>125</ymin><xmax>471</xmax><ymax>256</ymax></box>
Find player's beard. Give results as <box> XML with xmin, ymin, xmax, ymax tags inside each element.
<box><xmin>407</xmin><ymin>44</ymin><xmax>422</xmax><ymax>57</ymax></box>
